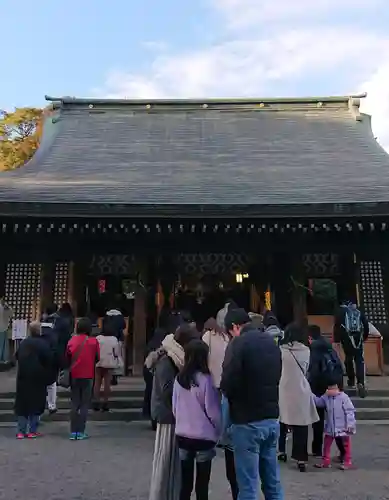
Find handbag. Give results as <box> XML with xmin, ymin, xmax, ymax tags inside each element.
<box><xmin>57</xmin><ymin>337</ymin><xmax>88</xmax><ymax>388</ymax></box>
<box><xmin>112</xmin><ymin>346</ymin><xmax>124</xmax><ymax>376</ymax></box>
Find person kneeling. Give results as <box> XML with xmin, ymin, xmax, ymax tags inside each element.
<box><xmin>172</xmin><ymin>339</ymin><xmax>221</xmax><ymax>500</ymax></box>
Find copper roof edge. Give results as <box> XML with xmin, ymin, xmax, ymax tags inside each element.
<box><xmin>44</xmin><ymin>93</ymin><xmax>367</xmax><ymax>106</ymax></box>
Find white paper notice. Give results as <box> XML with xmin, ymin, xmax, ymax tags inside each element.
<box><xmin>12</xmin><ymin>319</ymin><xmax>28</xmax><ymax>340</ymax></box>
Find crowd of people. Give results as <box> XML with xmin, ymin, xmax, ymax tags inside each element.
<box><xmin>14</xmin><ymin>303</ymin><xmax>125</xmax><ymax>440</ymax></box>
<box><xmin>11</xmin><ymin>296</ymin><xmax>369</xmax><ymax>500</ymax></box>
<box><xmin>144</xmin><ymin>300</ymin><xmax>366</xmax><ymax>500</ymax></box>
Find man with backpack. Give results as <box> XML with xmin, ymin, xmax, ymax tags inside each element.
<box><xmin>333</xmin><ymin>300</ymin><xmax>369</xmax><ymax>398</ymax></box>
<box><xmin>307</xmin><ymin>325</ymin><xmax>344</xmax><ymax>457</ymax></box>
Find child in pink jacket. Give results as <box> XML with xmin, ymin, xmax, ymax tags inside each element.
<box><xmin>313</xmin><ymin>379</ymin><xmax>356</xmax><ymax>470</ymax></box>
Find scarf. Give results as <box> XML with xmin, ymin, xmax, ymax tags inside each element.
<box><xmin>161</xmin><ymin>333</ymin><xmax>185</xmax><ymax>369</ymax></box>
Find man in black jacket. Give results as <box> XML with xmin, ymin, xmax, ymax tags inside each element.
<box><xmin>220</xmin><ymin>309</ymin><xmax>283</xmax><ymax>500</ymax></box>
<box><xmin>333</xmin><ymin>301</ymin><xmax>369</xmax><ymax>397</ymax></box>
<box><xmin>41</xmin><ymin>305</ymin><xmax>62</xmax><ymax>414</ymax></box>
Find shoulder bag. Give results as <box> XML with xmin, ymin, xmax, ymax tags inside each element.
<box><xmin>289</xmin><ymin>349</ymin><xmax>307</xmax><ymax>377</ymax></box>
<box><xmin>58</xmin><ymin>337</ymin><xmax>88</xmax><ymax>388</ymax></box>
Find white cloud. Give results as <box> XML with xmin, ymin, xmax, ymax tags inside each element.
<box><xmin>101</xmin><ymin>29</ymin><xmax>389</xmax><ymax>99</ymax></box>
<box><xmin>361</xmin><ymin>63</ymin><xmax>389</xmax><ymax>151</ymax></box>
<box><xmin>213</xmin><ymin>0</ymin><xmax>385</xmax><ymax>28</ymax></box>
<box><xmin>96</xmin><ymin>0</ymin><xmax>389</xmax><ymax>150</ymax></box>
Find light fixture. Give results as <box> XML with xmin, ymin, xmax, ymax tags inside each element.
<box><xmin>236</xmin><ymin>273</ymin><xmax>243</xmax><ymax>283</ymax></box>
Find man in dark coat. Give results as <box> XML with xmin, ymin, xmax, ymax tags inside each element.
<box><xmin>15</xmin><ymin>322</ymin><xmax>52</xmax><ymax>438</ymax></box>
<box><xmin>41</xmin><ymin>304</ymin><xmax>63</xmax><ymax>413</ymax></box>
<box><xmin>221</xmin><ymin>308</ymin><xmax>283</xmax><ymax>500</ymax></box>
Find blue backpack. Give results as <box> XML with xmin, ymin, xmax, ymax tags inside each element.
<box><xmin>343</xmin><ymin>305</ymin><xmax>363</xmax><ymax>348</ymax></box>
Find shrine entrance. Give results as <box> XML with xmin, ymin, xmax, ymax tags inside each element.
<box><xmin>85</xmin><ymin>253</ymin><xmax>137</xmax><ymax>317</ymax></box>
<box><xmin>172</xmin><ymin>253</ymin><xmax>251</xmax><ymax>329</ymax></box>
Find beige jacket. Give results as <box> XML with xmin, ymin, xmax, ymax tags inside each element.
<box><xmin>202</xmin><ymin>330</ymin><xmax>229</xmax><ymax>388</ymax></box>
<box><xmin>279</xmin><ymin>342</ymin><xmax>319</xmax><ymax>426</ymax></box>
<box><xmin>96</xmin><ymin>335</ymin><xmax>121</xmax><ymax>369</ymax></box>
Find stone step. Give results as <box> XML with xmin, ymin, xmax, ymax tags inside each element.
<box><xmin>354</xmin><ymin>408</ymin><xmax>389</xmax><ymax>420</ymax></box>
<box><xmin>0</xmin><ymin>408</ymin><xmax>146</xmax><ymax>423</ymax></box>
<box><xmin>346</xmin><ymin>389</ymin><xmax>389</xmax><ymax>398</ymax></box>
<box><xmin>0</xmin><ymin>406</ymin><xmax>388</xmax><ymax>423</ymax></box>
<box><xmin>1</xmin><ymin>409</ymin><xmax>387</xmax><ymax>422</ymax></box>
<box><xmin>0</xmin><ymin>389</ymin><xmax>145</xmax><ymax>399</ymax></box>
<box><xmin>0</xmin><ymin>396</ymin><xmax>144</xmax><ymax>411</ymax></box>
<box><xmin>351</xmin><ymin>397</ymin><xmax>389</xmax><ymax>408</ymax></box>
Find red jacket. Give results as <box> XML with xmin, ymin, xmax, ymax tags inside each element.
<box><xmin>66</xmin><ymin>335</ymin><xmax>100</xmax><ymax>379</ymax></box>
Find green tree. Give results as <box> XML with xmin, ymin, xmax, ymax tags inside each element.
<box><xmin>0</xmin><ymin>107</ymin><xmax>43</xmax><ymax>171</ymax></box>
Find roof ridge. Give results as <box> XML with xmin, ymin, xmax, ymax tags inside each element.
<box><xmin>45</xmin><ymin>94</ymin><xmax>367</xmax><ymax>107</ymax></box>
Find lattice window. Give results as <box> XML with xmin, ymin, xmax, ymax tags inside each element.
<box><xmin>4</xmin><ymin>263</ymin><xmax>42</xmax><ymax>320</ymax></box>
<box><xmin>360</xmin><ymin>260</ymin><xmax>388</xmax><ymax>324</ymax></box>
<box><xmin>177</xmin><ymin>253</ymin><xmax>248</xmax><ymax>275</ymax></box>
<box><xmin>53</xmin><ymin>262</ymin><xmax>69</xmax><ymax>307</ymax></box>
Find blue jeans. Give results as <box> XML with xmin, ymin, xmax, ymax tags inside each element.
<box><xmin>17</xmin><ymin>415</ymin><xmax>39</xmax><ymax>434</ymax></box>
<box><xmin>231</xmin><ymin>419</ymin><xmax>283</xmax><ymax>500</ymax></box>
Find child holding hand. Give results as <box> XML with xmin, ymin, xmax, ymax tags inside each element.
<box><xmin>313</xmin><ymin>378</ymin><xmax>356</xmax><ymax>470</ymax></box>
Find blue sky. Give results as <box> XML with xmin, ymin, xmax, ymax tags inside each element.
<box><xmin>2</xmin><ymin>0</ymin><xmax>389</xmax><ymax>147</ymax></box>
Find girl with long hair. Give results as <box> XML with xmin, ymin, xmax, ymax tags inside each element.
<box><xmin>148</xmin><ymin>324</ymin><xmax>199</xmax><ymax>500</ymax></box>
<box><xmin>173</xmin><ymin>339</ymin><xmax>221</xmax><ymax>500</ymax></box>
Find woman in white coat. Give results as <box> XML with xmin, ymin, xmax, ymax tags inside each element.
<box><xmin>278</xmin><ymin>323</ymin><xmax>319</xmax><ymax>472</ymax></box>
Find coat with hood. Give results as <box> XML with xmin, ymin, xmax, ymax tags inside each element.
<box><xmin>148</xmin><ymin>334</ymin><xmax>185</xmax><ymax>425</ymax></box>
<box><xmin>262</xmin><ymin>311</ymin><xmax>283</xmax><ymax>344</ymax></box>
<box><xmin>314</xmin><ymin>389</ymin><xmax>356</xmax><ymax>437</ymax></box>
<box><xmin>216</xmin><ymin>301</ymin><xmax>236</xmax><ymax>330</ymax></box>
<box><xmin>279</xmin><ymin>342</ymin><xmax>319</xmax><ymax>426</ymax></box>
<box><xmin>308</xmin><ymin>335</ymin><xmax>343</xmax><ymax>396</ymax></box>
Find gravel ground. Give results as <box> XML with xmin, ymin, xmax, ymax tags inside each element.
<box><xmin>0</xmin><ymin>422</ymin><xmax>388</xmax><ymax>500</ymax></box>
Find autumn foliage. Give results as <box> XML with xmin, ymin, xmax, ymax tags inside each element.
<box><xmin>0</xmin><ymin>107</ymin><xmax>43</xmax><ymax>171</ymax></box>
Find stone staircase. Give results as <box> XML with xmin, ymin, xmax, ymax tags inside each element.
<box><xmin>1</xmin><ymin>375</ymin><xmax>389</xmax><ymax>424</ymax></box>
<box><xmin>0</xmin><ymin>374</ymin><xmax>146</xmax><ymax>424</ymax></box>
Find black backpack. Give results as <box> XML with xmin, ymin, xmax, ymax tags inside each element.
<box><xmin>321</xmin><ymin>349</ymin><xmax>343</xmax><ymax>381</ymax></box>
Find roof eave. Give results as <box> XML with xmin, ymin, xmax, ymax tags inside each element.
<box><xmin>0</xmin><ymin>200</ymin><xmax>388</xmax><ymax>219</ymax></box>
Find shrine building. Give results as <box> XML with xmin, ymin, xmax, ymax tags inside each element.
<box><xmin>0</xmin><ymin>94</ymin><xmax>388</xmax><ymax>374</ymax></box>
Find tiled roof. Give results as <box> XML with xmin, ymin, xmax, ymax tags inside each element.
<box><xmin>0</xmin><ymin>94</ymin><xmax>388</xmax><ymax>215</ymax></box>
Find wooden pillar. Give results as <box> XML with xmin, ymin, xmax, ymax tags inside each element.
<box><xmin>67</xmin><ymin>261</ymin><xmax>76</xmax><ymax>314</ymax></box>
<box><xmin>39</xmin><ymin>261</ymin><xmax>54</xmax><ymax>319</ymax></box>
<box><xmin>132</xmin><ymin>258</ymin><xmax>148</xmax><ymax>376</ymax></box>
<box><xmin>292</xmin><ymin>254</ymin><xmax>306</xmax><ymax>325</ymax></box>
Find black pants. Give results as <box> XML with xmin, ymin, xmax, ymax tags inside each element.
<box><xmin>70</xmin><ymin>378</ymin><xmax>93</xmax><ymax>434</ymax></box>
<box><xmin>312</xmin><ymin>407</ymin><xmax>325</xmax><ymax>456</ymax></box>
<box><xmin>343</xmin><ymin>344</ymin><xmax>365</xmax><ymax>385</ymax></box>
<box><xmin>279</xmin><ymin>423</ymin><xmax>308</xmax><ymax>462</ymax></box>
<box><xmin>180</xmin><ymin>455</ymin><xmax>212</xmax><ymax>500</ymax></box>
<box><xmin>224</xmin><ymin>449</ymin><xmax>239</xmax><ymax>500</ymax></box>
